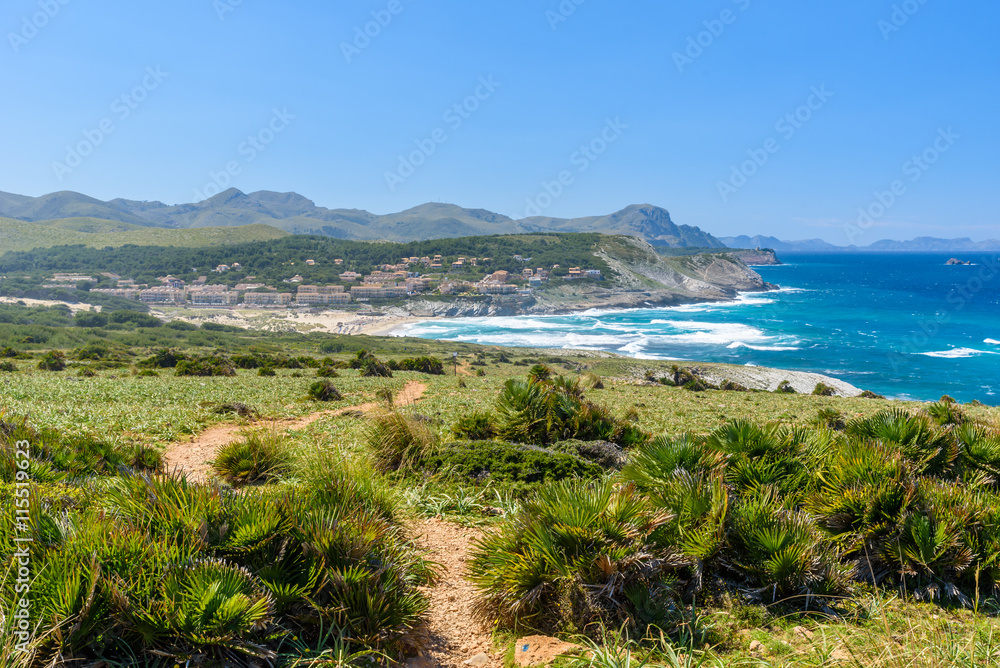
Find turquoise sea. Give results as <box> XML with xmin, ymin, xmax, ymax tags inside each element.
<box><xmin>398</xmin><ymin>253</ymin><xmax>1000</xmax><ymax>403</ymax></box>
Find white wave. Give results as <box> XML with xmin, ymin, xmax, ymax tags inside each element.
<box><xmin>917</xmin><ymin>348</ymin><xmax>999</xmax><ymax>359</ymax></box>
<box><xmin>985</xmin><ymin>339</ymin><xmax>1000</xmax><ymax>346</ymax></box>
<box><xmin>727</xmin><ymin>342</ymin><xmax>802</xmax><ymax>352</ymax></box>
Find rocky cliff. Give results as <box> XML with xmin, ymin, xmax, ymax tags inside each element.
<box><xmin>389</xmin><ymin>236</ymin><xmax>776</xmax><ymax>317</ymax></box>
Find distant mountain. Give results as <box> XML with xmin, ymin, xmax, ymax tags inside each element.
<box><xmin>721</xmin><ymin>235</ymin><xmax>1000</xmax><ymax>253</ymax></box>
<box><xmin>521</xmin><ymin>204</ymin><xmax>726</xmax><ymax>248</ymax></box>
<box><xmin>0</xmin><ymin>190</ymin><xmax>726</xmax><ymax>248</ymax></box>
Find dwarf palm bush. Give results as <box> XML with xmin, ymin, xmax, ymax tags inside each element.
<box><xmin>847</xmin><ymin>409</ymin><xmax>958</xmax><ymax>477</ymax></box>
<box><xmin>927</xmin><ymin>400</ymin><xmax>967</xmax><ymax>426</ymax></box>
<box><xmin>0</xmin><ymin>470</ymin><xmax>431</xmax><ymax>663</ymax></box>
<box><xmin>213</xmin><ymin>428</ymin><xmax>291</xmax><ymax>485</ymax></box>
<box><xmin>957</xmin><ymin>424</ymin><xmax>1000</xmax><ymax>485</ymax></box>
<box><xmin>128</xmin><ymin>558</ymin><xmax>276</xmax><ymax>660</ymax></box>
<box><xmin>308</xmin><ymin>380</ymin><xmax>343</xmax><ymax>402</ymax></box>
<box><xmin>469</xmin><ymin>479</ymin><xmax>684</xmax><ymax>631</ymax></box>
<box><xmin>708</xmin><ymin>420</ymin><xmax>809</xmax><ymax>498</ymax></box>
<box><xmin>725</xmin><ymin>491</ymin><xmax>851</xmax><ymax>603</ymax></box>
<box><xmin>495</xmin><ymin>374</ymin><xmax>648</xmax><ymax>447</ymax></box>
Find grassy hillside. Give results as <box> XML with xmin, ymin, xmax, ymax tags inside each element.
<box><xmin>1</xmin><ymin>309</ymin><xmax>999</xmax><ymax>666</ymax></box>
<box><xmin>0</xmin><ymin>216</ymin><xmax>289</xmax><ymax>252</ymax></box>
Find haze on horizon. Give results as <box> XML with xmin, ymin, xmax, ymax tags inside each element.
<box><xmin>2</xmin><ymin>0</ymin><xmax>997</xmax><ymax>244</ymax></box>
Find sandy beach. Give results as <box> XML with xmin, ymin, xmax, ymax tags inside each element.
<box><xmin>152</xmin><ymin>306</ymin><xmax>427</xmax><ymax>337</ymax></box>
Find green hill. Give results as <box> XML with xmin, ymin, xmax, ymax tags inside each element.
<box><xmin>0</xmin><ymin>216</ymin><xmax>289</xmax><ymax>252</ymax></box>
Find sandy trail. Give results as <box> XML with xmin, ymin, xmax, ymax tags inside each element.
<box><xmin>408</xmin><ymin>519</ymin><xmax>501</xmax><ymax>668</ymax></box>
<box><xmin>164</xmin><ymin>381</ymin><xmax>426</xmax><ymax>482</ymax></box>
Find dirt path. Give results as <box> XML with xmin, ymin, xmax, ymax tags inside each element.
<box><xmin>164</xmin><ymin>381</ymin><xmax>426</xmax><ymax>482</ymax></box>
<box><xmin>408</xmin><ymin>519</ymin><xmax>501</xmax><ymax>668</ymax></box>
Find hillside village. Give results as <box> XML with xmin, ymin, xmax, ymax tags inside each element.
<box><xmin>78</xmin><ymin>252</ymin><xmax>602</xmax><ymax>309</ymax></box>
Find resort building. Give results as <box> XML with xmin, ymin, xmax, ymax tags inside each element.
<box><xmin>243</xmin><ymin>291</ymin><xmax>293</xmax><ymax>307</ymax></box>
<box><xmin>478</xmin><ymin>283</ymin><xmax>518</xmax><ymax>295</ymax></box>
<box><xmin>139</xmin><ymin>287</ymin><xmax>186</xmax><ymax>305</ymax></box>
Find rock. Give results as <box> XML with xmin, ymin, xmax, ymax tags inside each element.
<box><xmin>749</xmin><ymin>640</ymin><xmax>764</xmax><ymax>654</ymax></box>
<box><xmin>463</xmin><ymin>653</ymin><xmax>490</xmax><ymax>667</ymax></box>
<box><xmin>792</xmin><ymin>625</ymin><xmax>814</xmax><ymax>640</ymax></box>
<box><xmin>514</xmin><ymin>636</ymin><xmax>581</xmax><ymax>666</ymax></box>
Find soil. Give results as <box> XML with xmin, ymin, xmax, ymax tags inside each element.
<box><xmin>163</xmin><ymin>381</ymin><xmax>426</xmax><ymax>482</ymax></box>
<box><xmin>407</xmin><ymin>518</ymin><xmax>502</xmax><ymax>668</ymax></box>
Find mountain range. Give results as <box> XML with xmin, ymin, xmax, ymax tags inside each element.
<box><xmin>720</xmin><ymin>235</ymin><xmax>1000</xmax><ymax>253</ymax></box>
<box><xmin>2</xmin><ymin>189</ymin><xmax>993</xmax><ymax>253</ymax></box>
<box><xmin>0</xmin><ymin>189</ymin><xmax>724</xmax><ymax>248</ymax></box>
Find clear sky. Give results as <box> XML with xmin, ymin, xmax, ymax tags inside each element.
<box><xmin>2</xmin><ymin>0</ymin><xmax>997</xmax><ymax>243</ymax></box>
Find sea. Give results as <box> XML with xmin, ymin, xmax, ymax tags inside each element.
<box><xmin>396</xmin><ymin>253</ymin><xmax>1000</xmax><ymax>404</ymax></box>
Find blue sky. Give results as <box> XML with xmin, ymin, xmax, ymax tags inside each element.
<box><xmin>2</xmin><ymin>0</ymin><xmax>997</xmax><ymax>243</ymax></box>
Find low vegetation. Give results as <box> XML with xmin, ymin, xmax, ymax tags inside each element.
<box><xmin>0</xmin><ymin>314</ymin><xmax>998</xmax><ymax>666</ymax></box>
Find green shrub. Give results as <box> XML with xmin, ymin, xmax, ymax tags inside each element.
<box><xmin>175</xmin><ymin>356</ymin><xmax>236</xmax><ymax>377</ymax></box>
<box><xmin>813</xmin><ymin>407</ymin><xmax>846</xmax><ymax>430</ymax></box>
<box><xmin>424</xmin><ymin>440</ymin><xmax>602</xmax><ymax>484</ymax></box>
<box><xmin>201</xmin><ymin>322</ymin><xmax>242</xmax><ymax>332</ymax></box>
<box><xmin>308</xmin><ymin>380</ymin><xmax>342</xmax><ymax>402</ymax></box>
<box><xmin>136</xmin><ymin>369</ymin><xmax>159</xmax><ymax>377</ymax></box>
<box><xmin>212</xmin><ymin>428</ymin><xmax>290</xmax><ymax>485</ymax></box>
<box><xmin>37</xmin><ymin>351</ymin><xmax>66</xmax><ymax>371</ymax></box>
<box><xmin>389</xmin><ymin>356</ymin><xmax>444</xmax><ymax>375</ymax></box>
<box><xmin>860</xmin><ymin>389</ymin><xmax>885</xmax><ymax>399</ymax></box>
<box><xmin>451</xmin><ymin>411</ymin><xmax>497</xmax><ymax>440</ymax></box>
<box><xmin>258</xmin><ymin>366</ymin><xmax>276</xmax><ymax>377</ymax></box>
<box><xmin>211</xmin><ymin>402</ymin><xmax>258</xmax><ymax>417</ymax></box>
<box><xmin>361</xmin><ymin>358</ymin><xmax>393</xmax><ymax>377</ymax></box>
<box><xmin>719</xmin><ymin>379</ymin><xmax>750</xmax><ymax>392</ymax></box>
<box><xmin>549</xmin><ymin>439</ymin><xmax>625</xmax><ymax>469</ymax></box>
<box><xmin>74</xmin><ymin>310</ymin><xmax>109</xmax><ymax>327</ymax></box>
<box><xmin>317</xmin><ymin>366</ymin><xmax>340</xmax><ymax>378</ymax></box>
<box><xmin>109</xmin><ymin>310</ymin><xmax>162</xmax><ymax>328</ymax></box>
<box><xmin>165</xmin><ymin>320</ymin><xmax>199</xmax><ymax>331</ymax></box>
<box><xmin>139</xmin><ymin>348</ymin><xmax>187</xmax><ymax>368</ymax></box>
<box><xmin>77</xmin><ymin>367</ymin><xmax>97</xmax><ymax>378</ymax></box>
<box><xmin>812</xmin><ymin>382</ymin><xmax>836</xmax><ymax>396</ymax></box>
<box><xmin>0</xmin><ymin>361</ymin><xmax>15</xmax><ymax>372</ymax></box>
<box><xmin>775</xmin><ymin>380</ymin><xmax>796</xmax><ymax>394</ymax></box>
<box><xmin>365</xmin><ymin>412</ymin><xmax>438</xmax><ymax>471</ymax></box>
<box><xmin>581</xmin><ymin>372</ymin><xmax>604</xmax><ymax>389</ymax></box>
